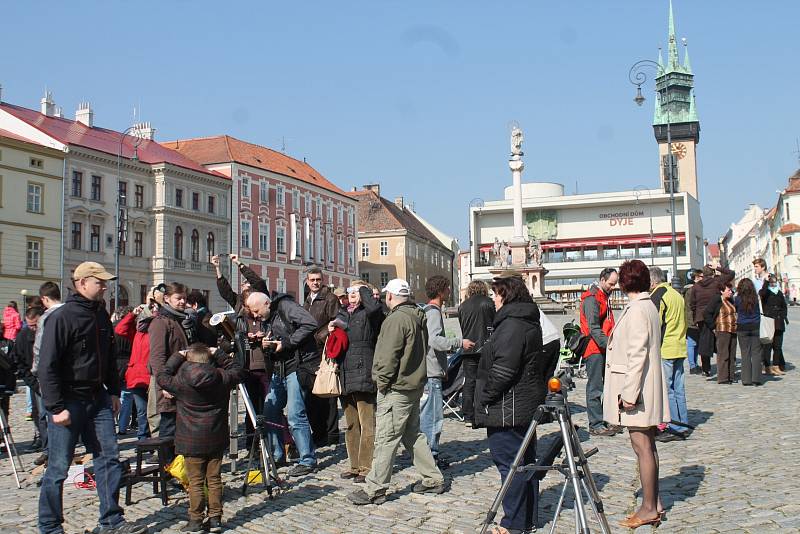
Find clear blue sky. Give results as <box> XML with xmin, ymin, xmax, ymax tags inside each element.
<box><xmin>3</xmin><ymin>1</ymin><xmax>799</xmax><ymax>247</ymax></box>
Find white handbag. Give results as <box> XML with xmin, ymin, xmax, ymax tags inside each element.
<box><xmin>759</xmin><ymin>296</ymin><xmax>775</xmax><ymax>344</ymax></box>
<box><xmin>312</xmin><ymin>347</ymin><xmax>342</xmax><ymax>398</ymax></box>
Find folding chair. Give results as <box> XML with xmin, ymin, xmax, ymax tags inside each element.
<box><xmin>442</xmin><ymin>350</ymin><xmax>465</xmax><ymax>421</ymax></box>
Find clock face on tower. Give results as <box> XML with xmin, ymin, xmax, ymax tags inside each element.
<box><xmin>671</xmin><ymin>142</ymin><xmax>688</xmax><ymax>160</ymax></box>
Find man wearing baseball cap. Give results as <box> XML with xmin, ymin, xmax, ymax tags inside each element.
<box><xmin>38</xmin><ymin>262</ymin><xmax>147</xmax><ymax>534</ymax></box>
<box><xmin>348</xmin><ymin>278</ymin><xmax>445</xmax><ymax>505</ymax></box>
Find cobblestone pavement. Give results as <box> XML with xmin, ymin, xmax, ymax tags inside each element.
<box><xmin>2</xmin><ymin>310</ymin><xmax>800</xmax><ymax>533</ymax></box>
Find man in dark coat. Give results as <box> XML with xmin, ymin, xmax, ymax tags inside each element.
<box><xmin>38</xmin><ymin>261</ymin><xmax>147</xmax><ymax>534</ymax></box>
<box><xmin>302</xmin><ymin>266</ymin><xmax>341</xmax><ymax>447</ymax></box>
<box><xmin>247</xmin><ymin>291</ymin><xmax>319</xmax><ymax>477</ymax></box>
<box><xmin>457</xmin><ymin>280</ymin><xmax>495</xmax><ymax>427</ymax></box>
<box><xmin>157</xmin><ymin>343</ymin><xmax>245</xmax><ymax>533</ymax></box>
<box><xmin>689</xmin><ymin>264</ymin><xmax>735</xmax><ymax>376</ymax></box>
<box><xmin>10</xmin><ymin>307</ymin><xmax>44</xmax><ymax>451</ymax></box>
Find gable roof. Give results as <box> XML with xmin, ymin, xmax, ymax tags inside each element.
<box><xmin>779</xmin><ymin>223</ymin><xmax>800</xmax><ymax>235</ymax></box>
<box><xmin>0</xmin><ymin>102</ymin><xmax>224</xmax><ymax>178</ymax></box>
<box><xmin>161</xmin><ymin>135</ymin><xmax>346</xmax><ymax>196</ymax></box>
<box><xmin>347</xmin><ymin>189</ymin><xmax>444</xmax><ymax>247</ymax></box>
<box><xmin>784</xmin><ymin>170</ymin><xmax>800</xmax><ymax>194</ymax></box>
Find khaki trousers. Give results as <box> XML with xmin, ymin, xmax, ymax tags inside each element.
<box><xmin>184</xmin><ymin>454</ymin><xmax>223</xmax><ymax>521</ymax></box>
<box><xmin>341</xmin><ymin>392</ymin><xmax>376</xmax><ymax>475</ymax></box>
<box><xmin>146</xmin><ymin>375</ymin><xmax>161</xmax><ymax>434</ymax></box>
<box><xmin>365</xmin><ymin>388</ymin><xmax>443</xmax><ymax>498</ymax></box>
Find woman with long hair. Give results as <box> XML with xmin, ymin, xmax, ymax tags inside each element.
<box><xmin>603</xmin><ymin>259</ymin><xmax>670</xmax><ymax>528</ymax></box>
<box><xmin>760</xmin><ymin>274</ymin><xmax>788</xmax><ymax>375</ymax></box>
<box><xmin>735</xmin><ymin>278</ymin><xmax>762</xmax><ymax>386</ymax></box>
<box><xmin>477</xmin><ymin>274</ymin><xmax>544</xmax><ymax>534</ymax></box>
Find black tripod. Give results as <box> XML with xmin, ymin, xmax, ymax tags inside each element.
<box><xmin>235</xmin><ymin>383</ymin><xmax>284</xmax><ymax>497</ymax></box>
<box><xmin>0</xmin><ymin>393</ymin><xmax>24</xmax><ymax>489</ymax></box>
<box><xmin>480</xmin><ymin>372</ymin><xmax>610</xmax><ymax>534</ymax></box>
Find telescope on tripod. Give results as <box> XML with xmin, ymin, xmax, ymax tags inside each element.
<box><xmin>211</xmin><ymin>310</ymin><xmax>283</xmax><ymax>496</ymax></box>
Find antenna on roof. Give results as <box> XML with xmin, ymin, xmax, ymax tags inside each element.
<box><xmin>282</xmin><ymin>136</ymin><xmax>286</xmax><ymax>153</ymax></box>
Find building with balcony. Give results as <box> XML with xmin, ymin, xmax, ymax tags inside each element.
<box><xmin>468</xmin><ymin>182</ymin><xmax>704</xmax><ymax>307</ymax></box>
<box><xmin>0</xmin><ymin>95</ymin><xmax>231</xmax><ymax>311</ymax></box>
<box><xmin>164</xmin><ymin>135</ymin><xmax>357</xmax><ymax>297</ymax></box>
<box><xmin>0</xmin><ymin>129</ymin><xmax>65</xmax><ymax>306</ymax></box>
<box><xmin>348</xmin><ymin>184</ymin><xmax>455</xmax><ymax>304</ymax></box>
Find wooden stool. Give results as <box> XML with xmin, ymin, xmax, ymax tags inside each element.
<box><xmin>124</xmin><ymin>436</ymin><xmax>174</xmax><ymax>506</ymax></box>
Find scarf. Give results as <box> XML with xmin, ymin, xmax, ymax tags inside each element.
<box><xmin>347</xmin><ymin>302</ymin><xmax>359</xmax><ymax>314</ymax></box>
<box><xmin>769</xmin><ymin>285</ymin><xmax>780</xmax><ymax>295</ymax></box>
<box><xmin>160</xmin><ymin>303</ymin><xmax>197</xmax><ymax>344</ymax></box>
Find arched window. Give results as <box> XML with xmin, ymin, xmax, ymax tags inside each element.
<box><xmin>207</xmin><ymin>232</ymin><xmax>215</xmax><ymax>262</ymax></box>
<box><xmin>174</xmin><ymin>226</ymin><xmax>183</xmax><ymax>259</ymax></box>
<box><xmin>191</xmin><ymin>229</ymin><xmax>200</xmax><ymax>262</ymax></box>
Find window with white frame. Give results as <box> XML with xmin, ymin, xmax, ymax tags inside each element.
<box><xmin>295</xmin><ymin>225</ymin><xmax>302</xmax><ymax>256</ymax></box>
<box><xmin>327</xmin><ymin>202</ymin><xmax>333</xmax><ymax>221</ymax></box>
<box><xmin>309</xmin><ymin>226</ymin><xmax>314</xmax><ymax>259</ymax></box>
<box><xmin>380</xmin><ymin>272</ymin><xmax>389</xmax><ymax>288</ymax></box>
<box><xmin>316</xmin><ymin>221</ymin><xmax>323</xmax><ymax>260</ymax></box>
<box><xmin>305</xmin><ymin>192</ymin><xmax>311</xmax><ymax>214</ymax></box>
<box><xmin>348</xmin><ymin>238</ymin><xmax>354</xmax><ymax>267</ymax></box>
<box><xmin>361</xmin><ymin>242</ymin><xmax>369</xmax><ymax>258</ymax></box>
<box><xmin>380</xmin><ymin>241</ymin><xmax>388</xmax><ymax>256</ymax></box>
<box><xmin>260</xmin><ymin>183</ymin><xmax>269</xmax><ymax>204</ymax></box>
<box><xmin>259</xmin><ymin>223</ymin><xmax>270</xmax><ymax>251</ymax></box>
<box><xmin>337</xmin><ymin>237</ymin><xmax>344</xmax><ymax>265</ymax></box>
<box><xmin>27</xmin><ymin>182</ymin><xmax>42</xmax><ymax>213</ymax></box>
<box><xmin>349</xmin><ymin>208</ymin><xmax>355</xmax><ymax>226</ymax></box>
<box><xmin>293</xmin><ymin>190</ymin><xmax>300</xmax><ymax>211</ymax></box>
<box><xmin>26</xmin><ymin>239</ymin><xmax>42</xmax><ymax>269</ymax></box>
<box><xmin>276</xmin><ymin>184</ymin><xmax>285</xmax><ymax>207</ymax></box>
<box><xmin>277</xmin><ymin>278</ymin><xmax>286</xmax><ymax>293</ymax></box>
<box><xmin>276</xmin><ymin>226</ymin><xmax>286</xmax><ymax>253</ymax></box>
<box><xmin>241</xmin><ymin>177</ymin><xmax>250</xmax><ymax>199</ymax></box>
<box><xmin>337</xmin><ymin>205</ymin><xmax>343</xmax><ymax>224</ymax></box>
<box><xmin>316</xmin><ymin>197</ymin><xmax>322</xmax><ymax>218</ymax></box>
<box><xmin>241</xmin><ymin>221</ymin><xmax>251</xmax><ymax>249</ymax></box>
<box><xmin>327</xmin><ymin>232</ymin><xmax>334</xmax><ymax>263</ymax></box>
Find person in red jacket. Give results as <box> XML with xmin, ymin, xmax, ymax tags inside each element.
<box><xmin>579</xmin><ymin>268</ymin><xmax>620</xmax><ymax>437</ymax></box>
<box><xmin>114</xmin><ymin>304</ymin><xmax>156</xmax><ymax>440</ymax></box>
<box><xmin>2</xmin><ymin>301</ymin><xmax>22</xmax><ymax>341</ymax></box>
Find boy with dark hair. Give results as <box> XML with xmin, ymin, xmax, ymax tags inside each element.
<box><xmin>157</xmin><ymin>343</ymin><xmax>246</xmax><ymax>533</ymax></box>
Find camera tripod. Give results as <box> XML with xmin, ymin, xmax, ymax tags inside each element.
<box><xmin>480</xmin><ymin>375</ymin><xmax>610</xmax><ymax>534</ymax></box>
<box><xmin>230</xmin><ymin>383</ymin><xmax>284</xmax><ymax>498</ymax></box>
<box><xmin>0</xmin><ymin>399</ymin><xmax>24</xmax><ymax>489</ymax></box>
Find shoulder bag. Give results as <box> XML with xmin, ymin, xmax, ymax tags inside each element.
<box><xmin>759</xmin><ymin>296</ymin><xmax>775</xmax><ymax>344</ymax></box>
<box><xmin>312</xmin><ymin>345</ymin><xmax>341</xmax><ymax>398</ymax></box>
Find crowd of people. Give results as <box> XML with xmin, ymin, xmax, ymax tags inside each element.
<box><xmin>0</xmin><ymin>250</ymin><xmax>790</xmax><ymax>534</ymax></box>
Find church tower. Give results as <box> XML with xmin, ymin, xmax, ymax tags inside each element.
<box><xmin>654</xmin><ymin>1</ymin><xmax>700</xmax><ymax>199</ymax></box>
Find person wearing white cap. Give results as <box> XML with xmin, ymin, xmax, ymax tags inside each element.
<box><xmin>38</xmin><ymin>262</ymin><xmax>148</xmax><ymax>534</ymax></box>
<box><xmin>348</xmin><ymin>278</ymin><xmax>445</xmax><ymax>505</ymax></box>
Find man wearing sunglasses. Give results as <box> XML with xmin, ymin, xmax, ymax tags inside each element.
<box><xmin>38</xmin><ymin>262</ymin><xmax>147</xmax><ymax>534</ymax></box>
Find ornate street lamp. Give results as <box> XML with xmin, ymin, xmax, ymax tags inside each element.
<box><xmin>468</xmin><ymin>197</ymin><xmax>484</xmax><ymax>281</ymax></box>
<box><xmin>629</xmin><ymin>59</ymin><xmax>681</xmax><ymax>288</ymax></box>
<box><xmin>115</xmin><ymin>127</ymin><xmax>143</xmax><ymax>312</ymax></box>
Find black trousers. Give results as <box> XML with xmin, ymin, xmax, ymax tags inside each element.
<box><xmin>243</xmin><ymin>369</ymin><xmax>269</xmax><ymax>448</ymax></box>
<box><xmin>698</xmin><ymin>324</ymin><xmax>716</xmax><ymax>375</ymax></box>
<box><xmin>461</xmin><ymin>355</ymin><xmax>479</xmax><ymax>423</ymax></box>
<box><xmin>308</xmin><ymin>394</ymin><xmax>340</xmax><ymax>446</ymax></box>
<box><xmin>487</xmin><ymin>427</ymin><xmax>538</xmax><ymax>531</ymax></box>
<box><xmin>762</xmin><ymin>331</ymin><xmax>786</xmax><ymax>369</ymax></box>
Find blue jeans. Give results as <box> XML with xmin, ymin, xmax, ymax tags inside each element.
<box><xmin>487</xmin><ymin>427</ymin><xmax>538</xmax><ymax>531</ymax></box>
<box><xmin>39</xmin><ymin>392</ymin><xmax>125</xmax><ymax>534</ymax></box>
<box><xmin>264</xmin><ymin>371</ymin><xmax>316</xmax><ymax>467</ymax></box>
<box><xmin>686</xmin><ymin>332</ymin><xmax>699</xmax><ymax>370</ymax></box>
<box><xmin>584</xmin><ymin>353</ymin><xmax>606</xmax><ymax>429</ymax></box>
<box><xmin>419</xmin><ymin>377</ymin><xmax>444</xmax><ymax>458</ymax></box>
<box><xmin>662</xmin><ymin>358</ymin><xmax>688</xmax><ymax>434</ymax></box>
<box><xmin>119</xmin><ymin>388</ymin><xmax>150</xmax><ymax>440</ymax></box>
<box><xmin>26</xmin><ymin>386</ymin><xmax>34</xmax><ymax>414</ymax></box>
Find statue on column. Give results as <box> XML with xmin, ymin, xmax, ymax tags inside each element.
<box><xmin>527</xmin><ymin>237</ymin><xmax>542</xmax><ymax>266</ymax></box>
<box><xmin>510</xmin><ymin>125</ymin><xmax>524</xmax><ymax>156</ymax></box>
<box><xmin>492</xmin><ymin>238</ymin><xmax>501</xmax><ymax>267</ymax></box>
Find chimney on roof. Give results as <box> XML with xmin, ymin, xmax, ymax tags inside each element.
<box><xmin>53</xmin><ymin>106</ymin><xmax>63</xmax><ymax>118</ymax></box>
<box><xmin>75</xmin><ymin>102</ymin><xmax>94</xmax><ymax>127</ymax></box>
<box><xmin>394</xmin><ymin>196</ymin><xmax>404</xmax><ymax>210</ymax></box>
<box><xmin>40</xmin><ymin>91</ymin><xmax>56</xmax><ymax>117</ymax></box>
<box><xmin>363</xmin><ymin>183</ymin><xmax>381</xmax><ymax>196</ymax></box>
<box><xmin>131</xmin><ymin>121</ymin><xmax>156</xmax><ymax>141</ymax></box>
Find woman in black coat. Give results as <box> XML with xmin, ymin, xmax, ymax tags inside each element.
<box><xmin>760</xmin><ymin>274</ymin><xmax>788</xmax><ymax>374</ymax></box>
<box><xmin>332</xmin><ymin>282</ymin><xmax>385</xmax><ymax>482</ymax></box>
<box><xmin>476</xmin><ymin>274</ymin><xmax>545</xmax><ymax>534</ymax></box>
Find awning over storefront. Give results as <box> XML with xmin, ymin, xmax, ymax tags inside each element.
<box><xmin>539</xmin><ymin>233</ymin><xmax>686</xmax><ymax>250</ymax></box>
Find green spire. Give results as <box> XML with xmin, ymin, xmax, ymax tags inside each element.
<box><xmin>667</xmin><ymin>0</ymin><xmax>680</xmax><ymax>71</ymax></box>
<box><xmin>688</xmin><ymin>93</ymin><xmax>698</xmax><ymax>121</ymax></box>
<box><xmin>683</xmin><ymin>40</ymin><xmax>692</xmax><ymax>73</ymax></box>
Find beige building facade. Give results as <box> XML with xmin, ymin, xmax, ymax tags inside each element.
<box><xmin>0</xmin><ymin>132</ymin><xmax>65</xmax><ymax>307</ymax></box>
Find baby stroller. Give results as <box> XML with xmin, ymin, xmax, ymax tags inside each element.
<box><xmin>561</xmin><ymin>320</ymin><xmax>588</xmax><ymax>379</ymax></box>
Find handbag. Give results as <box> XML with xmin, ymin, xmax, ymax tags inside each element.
<box><xmin>312</xmin><ymin>347</ymin><xmax>342</xmax><ymax>398</ymax></box>
<box><xmin>758</xmin><ymin>296</ymin><xmax>775</xmax><ymax>344</ymax></box>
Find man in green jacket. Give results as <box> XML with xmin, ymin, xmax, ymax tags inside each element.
<box><xmin>348</xmin><ymin>278</ymin><xmax>445</xmax><ymax>505</ymax></box>
<box><xmin>649</xmin><ymin>267</ymin><xmax>690</xmax><ymax>442</ymax></box>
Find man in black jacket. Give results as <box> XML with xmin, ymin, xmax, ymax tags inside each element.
<box><xmin>246</xmin><ymin>291</ymin><xmax>319</xmax><ymax>477</ymax></box>
<box><xmin>38</xmin><ymin>262</ymin><xmax>147</xmax><ymax>534</ymax></box>
<box><xmin>10</xmin><ymin>306</ymin><xmax>44</xmax><ymax>452</ymax></box>
<box><xmin>457</xmin><ymin>280</ymin><xmax>495</xmax><ymax>427</ymax></box>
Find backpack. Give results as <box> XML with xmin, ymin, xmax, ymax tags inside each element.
<box><xmin>564</xmin><ymin>320</ymin><xmax>589</xmax><ymax>365</ymax></box>
<box><xmin>650</xmin><ymin>286</ymin><xmax>669</xmax><ymax>344</ymax></box>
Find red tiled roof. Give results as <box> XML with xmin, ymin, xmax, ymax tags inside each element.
<box><xmin>0</xmin><ymin>102</ymin><xmax>225</xmax><ymax>178</ymax></box>
<box><xmin>706</xmin><ymin>243</ymin><xmax>720</xmax><ymax>257</ymax></box>
<box><xmin>347</xmin><ymin>190</ymin><xmax>442</xmax><ymax>245</ymax></box>
<box><xmin>162</xmin><ymin>135</ymin><xmax>346</xmax><ymax>196</ymax></box>
<box><xmin>779</xmin><ymin>223</ymin><xmax>800</xmax><ymax>235</ymax></box>
<box><xmin>784</xmin><ymin>171</ymin><xmax>800</xmax><ymax>194</ymax></box>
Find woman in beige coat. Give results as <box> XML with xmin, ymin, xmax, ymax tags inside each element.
<box><xmin>603</xmin><ymin>259</ymin><xmax>670</xmax><ymax>529</ymax></box>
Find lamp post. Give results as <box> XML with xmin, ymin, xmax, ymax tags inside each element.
<box><xmin>115</xmin><ymin>126</ymin><xmax>143</xmax><ymax>312</ymax></box>
<box><xmin>629</xmin><ymin>59</ymin><xmax>681</xmax><ymax>288</ymax></box>
<box><xmin>633</xmin><ymin>186</ymin><xmax>655</xmax><ymax>266</ymax></box>
<box><xmin>468</xmin><ymin>197</ymin><xmax>484</xmax><ymax>281</ymax></box>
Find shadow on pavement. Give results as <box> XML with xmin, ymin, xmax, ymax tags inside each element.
<box><xmin>686</xmin><ymin>408</ymin><xmax>712</xmax><ymax>431</ymax></box>
<box><xmin>651</xmin><ymin>464</ymin><xmax>706</xmax><ymax>511</ymax></box>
